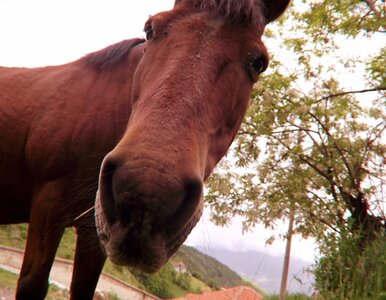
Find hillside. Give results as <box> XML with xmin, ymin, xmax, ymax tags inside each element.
<box><xmin>0</xmin><ymin>224</ymin><xmax>259</xmax><ymax>299</ymax></box>
<box><xmin>195</xmin><ymin>246</ymin><xmax>314</xmax><ymax>295</ymax></box>
<box><xmin>172</xmin><ymin>245</ymin><xmax>246</xmax><ymax>289</ymax></box>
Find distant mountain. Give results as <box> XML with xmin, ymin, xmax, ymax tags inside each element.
<box><xmin>193</xmin><ymin>246</ymin><xmax>315</xmax><ymax>295</ymax></box>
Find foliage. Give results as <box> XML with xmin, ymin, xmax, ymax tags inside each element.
<box><xmin>314</xmin><ymin>230</ymin><xmax>385</xmax><ymax>300</ymax></box>
<box><xmin>206</xmin><ymin>0</ymin><xmax>385</xmax><ymax>297</ymax></box>
<box><xmin>130</xmin><ymin>263</ymin><xmax>176</xmax><ymax>298</ymax></box>
<box><xmin>264</xmin><ymin>293</ymin><xmax>311</xmax><ymax>300</ymax></box>
<box><xmin>189</xmin><ymin>275</ymin><xmax>212</xmax><ymax>294</ymax></box>
<box><xmin>297</xmin><ymin>0</ymin><xmax>385</xmax><ymax>39</ymax></box>
<box><xmin>176</xmin><ymin>272</ymin><xmax>192</xmax><ymax>290</ymax></box>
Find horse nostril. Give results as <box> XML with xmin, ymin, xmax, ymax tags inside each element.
<box><xmin>178</xmin><ymin>177</ymin><xmax>203</xmax><ymax>217</ymax></box>
<box><xmin>164</xmin><ymin>176</ymin><xmax>203</xmax><ymax>236</ymax></box>
<box><xmin>184</xmin><ymin>178</ymin><xmax>203</xmax><ymax>204</ymax></box>
<box><xmin>99</xmin><ymin>156</ymin><xmax>119</xmax><ymax>225</ymax></box>
<box><xmin>99</xmin><ymin>232</ymin><xmax>110</xmax><ymax>242</ymax></box>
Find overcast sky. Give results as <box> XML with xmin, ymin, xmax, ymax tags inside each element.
<box><xmin>0</xmin><ymin>0</ymin><xmax>317</xmax><ymax>263</ymax></box>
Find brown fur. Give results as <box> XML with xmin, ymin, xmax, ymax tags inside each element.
<box><xmin>0</xmin><ymin>0</ymin><xmax>290</xmax><ymax>299</ymax></box>
<box><xmin>175</xmin><ymin>0</ymin><xmax>265</xmax><ymax>27</ymax></box>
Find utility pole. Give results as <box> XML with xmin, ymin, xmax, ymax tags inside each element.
<box><xmin>279</xmin><ymin>209</ymin><xmax>295</xmax><ymax>300</ymax></box>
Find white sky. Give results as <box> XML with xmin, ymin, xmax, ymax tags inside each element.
<box><xmin>0</xmin><ymin>0</ymin><xmax>317</xmax><ymax>263</ymax></box>
<box><xmin>0</xmin><ymin>0</ymin><xmax>175</xmax><ymax>67</ymax></box>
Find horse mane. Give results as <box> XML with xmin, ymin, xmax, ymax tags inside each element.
<box><xmin>82</xmin><ymin>38</ymin><xmax>145</xmax><ymax>70</ymax></box>
<box><xmin>175</xmin><ymin>0</ymin><xmax>265</xmax><ymax>28</ymax></box>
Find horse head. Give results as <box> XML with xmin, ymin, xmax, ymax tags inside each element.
<box><xmin>95</xmin><ymin>0</ymin><xmax>290</xmax><ymax>272</ymax></box>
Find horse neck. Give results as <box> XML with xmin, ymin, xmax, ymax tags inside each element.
<box><xmin>77</xmin><ymin>45</ymin><xmax>144</xmax><ymax>140</ymax></box>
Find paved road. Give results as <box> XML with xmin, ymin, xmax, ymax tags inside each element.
<box><xmin>0</xmin><ymin>245</ymin><xmax>159</xmax><ymax>300</ymax></box>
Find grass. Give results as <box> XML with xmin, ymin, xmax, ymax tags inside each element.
<box><xmin>46</xmin><ymin>285</ymin><xmax>69</xmax><ymax>300</ymax></box>
<box><xmin>0</xmin><ymin>268</ymin><xmax>17</xmax><ymax>289</ymax></box>
<box><xmin>0</xmin><ymin>224</ymin><xmax>28</xmax><ymax>249</ymax></box>
<box><xmin>0</xmin><ymin>268</ymin><xmax>69</xmax><ymax>299</ymax></box>
<box><xmin>103</xmin><ymin>260</ymin><xmax>143</xmax><ymax>287</ymax></box>
<box><xmin>56</xmin><ymin>227</ymin><xmax>77</xmax><ymax>260</ymax></box>
<box><xmin>167</xmin><ymin>281</ymin><xmax>189</xmax><ymax>297</ymax></box>
<box><xmin>264</xmin><ymin>294</ymin><xmax>311</xmax><ymax>300</ymax></box>
<box><xmin>106</xmin><ymin>292</ymin><xmax>122</xmax><ymax>300</ymax></box>
<box><xmin>0</xmin><ymin>224</ymin><xmax>76</xmax><ymax>260</ymax></box>
<box><xmin>241</xmin><ymin>275</ymin><xmax>268</xmax><ymax>297</ymax></box>
<box><xmin>190</xmin><ymin>276</ymin><xmax>211</xmax><ymax>293</ymax></box>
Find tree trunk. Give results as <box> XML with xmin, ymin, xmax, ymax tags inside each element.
<box><xmin>279</xmin><ymin>210</ymin><xmax>295</xmax><ymax>300</ymax></box>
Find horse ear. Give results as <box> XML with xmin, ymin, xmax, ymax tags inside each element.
<box><xmin>262</xmin><ymin>0</ymin><xmax>291</xmax><ymax>23</ymax></box>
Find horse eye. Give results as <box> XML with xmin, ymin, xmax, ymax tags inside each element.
<box><xmin>144</xmin><ymin>23</ymin><xmax>154</xmax><ymax>41</ymax></box>
<box><xmin>250</xmin><ymin>56</ymin><xmax>268</xmax><ymax>78</ymax></box>
<box><xmin>146</xmin><ymin>28</ymin><xmax>154</xmax><ymax>41</ymax></box>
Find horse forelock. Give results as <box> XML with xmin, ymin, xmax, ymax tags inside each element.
<box><xmin>175</xmin><ymin>0</ymin><xmax>265</xmax><ymax>29</ymax></box>
<box><xmin>82</xmin><ymin>38</ymin><xmax>145</xmax><ymax>70</ymax></box>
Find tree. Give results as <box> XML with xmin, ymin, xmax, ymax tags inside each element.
<box><xmin>206</xmin><ymin>0</ymin><xmax>385</xmax><ymax>297</ymax></box>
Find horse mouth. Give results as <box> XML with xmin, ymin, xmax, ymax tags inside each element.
<box><xmin>95</xmin><ymin>191</ymin><xmax>203</xmax><ymax>273</ymax></box>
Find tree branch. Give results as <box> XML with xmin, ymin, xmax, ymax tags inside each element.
<box><xmin>270</xmin><ymin>134</ymin><xmax>333</xmax><ymax>182</ymax></box>
<box><xmin>316</xmin><ymin>87</ymin><xmax>386</xmax><ymax>103</ymax></box>
<box><xmin>361</xmin><ymin>0</ymin><xmax>384</xmax><ymax>21</ymax></box>
<box><xmin>298</xmin><ymin>194</ymin><xmax>342</xmax><ymax>234</ymax></box>
<box><xmin>307</xmin><ymin>110</ymin><xmax>360</xmax><ymax>189</ymax></box>
<box><xmin>357</xmin><ymin>122</ymin><xmax>386</xmax><ymax>178</ymax></box>
<box><xmin>308</xmin><ymin>211</ymin><xmax>341</xmax><ymax>235</ymax></box>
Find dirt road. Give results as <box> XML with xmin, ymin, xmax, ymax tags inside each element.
<box><xmin>0</xmin><ymin>245</ymin><xmax>159</xmax><ymax>300</ymax></box>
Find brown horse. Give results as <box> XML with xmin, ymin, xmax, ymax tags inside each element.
<box><xmin>0</xmin><ymin>0</ymin><xmax>290</xmax><ymax>299</ymax></box>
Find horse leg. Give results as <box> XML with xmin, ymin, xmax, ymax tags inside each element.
<box><xmin>70</xmin><ymin>223</ymin><xmax>106</xmax><ymax>300</ymax></box>
<box><xmin>16</xmin><ymin>184</ymin><xmax>65</xmax><ymax>300</ymax></box>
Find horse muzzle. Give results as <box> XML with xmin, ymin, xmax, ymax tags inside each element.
<box><xmin>95</xmin><ymin>151</ymin><xmax>203</xmax><ymax>272</ymax></box>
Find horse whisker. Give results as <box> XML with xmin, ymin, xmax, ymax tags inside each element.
<box><xmin>73</xmin><ymin>206</ymin><xmax>95</xmax><ymax>221</ymax></box>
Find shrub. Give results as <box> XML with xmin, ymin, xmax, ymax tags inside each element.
<box><xmin>314</xmin><ymin>230</ymin><xmax>385</xmax><ymax>300</ymax></box>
